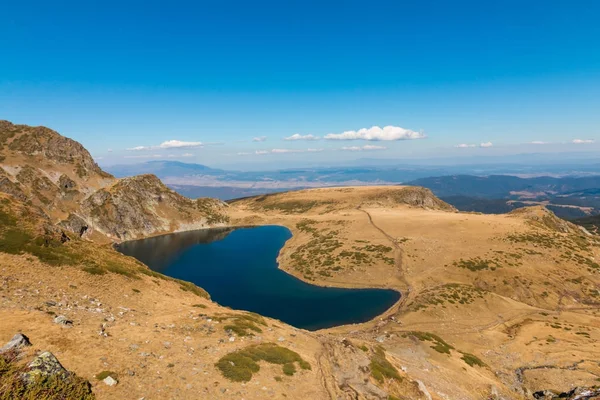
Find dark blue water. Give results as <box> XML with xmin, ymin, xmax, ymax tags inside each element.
<box><xmin>116</xmin><ymin>225</ymin><xmax>400</xmax><ymax>330</ymax></box>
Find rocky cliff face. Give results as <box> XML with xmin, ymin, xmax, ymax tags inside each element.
<box><xmin>81</xmin><ymin>174</ymin><xmax>229</xmax><ymax>240</ymax></box>
<box><xmin>0</xmin><ymin>120</ymin><xmax>229</xmax><ymax>241</ymax></box>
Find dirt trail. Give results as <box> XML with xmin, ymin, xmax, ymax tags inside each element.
<box><xmin>357</xmin><ymin>207</ymin><xmax>412</xmax><ymax>304</ymax></box>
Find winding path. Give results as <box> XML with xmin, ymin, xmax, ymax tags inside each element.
<box><xmin>356</xmin><ymin>207</ymin><xmax>413</xmax><ymax>306</ymax></box>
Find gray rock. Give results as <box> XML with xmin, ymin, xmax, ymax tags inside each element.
<box><xmin>53</xmin><ymin>315</ymin><xmax>73</xmax><ymax>326</ymax></box>
<box><xmin>23</xmin><ymin>351</ymin><xmax>69</xmax><ymax>383</ymax></box>
<box><xmin>103</xmin><ymin>376</ymin><xmax>118</xmax><ymax>386</ymax></box>
<box><xmin>0</xmin><ymin>333</ymin><xmax>31</xmax><ymax>353</ymax></box>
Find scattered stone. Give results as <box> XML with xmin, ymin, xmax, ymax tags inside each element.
<box><xmin>53</xmin><ymin>315</ymin><xmax>73</xmax><ymax>327</ymax></box>
<box><xmin>277</xmin><ymin>336</ymin><xmax>285</xmax><ymax>342</ymax></box>
<box><xmin>375</xmin><ymin>335</ymin><xmax>385</xmax><ymax>343</ymax></box>
<box><xmin>229</xmin><ymin>337</ymin><xmax>235</xmax><ymax>342</ymax></box>
<box><xmin>103</xmin><ymin>376</ymin><xmax>118</xmax><ymax>386</ymax></box>
<box><xmin>0</xmin><ymin>333</ymin><xmax>32</xmax><ymax>353</ymax></box>
<box><xmin>45</xmin><ymin>300</ymin><xmax>57</xmax><ymax>307</ymax></box>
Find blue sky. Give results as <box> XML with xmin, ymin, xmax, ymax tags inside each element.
<box><xmin>1</xmin><ymin>0</ymin><xmax>600</xmax><ymax>167</ymax></box>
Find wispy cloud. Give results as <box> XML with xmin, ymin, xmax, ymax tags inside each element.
<box><xmin>238</xmin><ymin>148</ymin><xmax>324</xmax><ymax>155</ymax></box>
<box><xmin>124</xmin><ymin>154</ymin><xmax>163</xmax><ymax>159</ymax></box>
<box><xmin>167</xmin><ymin>153</ymin><xmax>194</xmax><ymax>158</ymax></box>
<box><xmin>284</xmin><ymin>134</ymin><xmax>320</xmax><ymax>141</ymax></box>
<box><xmin>127</xmin><ymin>140</ymin><xmax>203</xmax><ymax>151</ymax></box>
<box><xmin>455</xmin><ymin>142</ymin><xmax>493</xmax><ymax>148</ymax></box>
<box><xmin>530</xmin><ymin>141</ymin><xmax>549</xmax><ymax>144</ymax></box>
<box><xmin>252</xmin><ymin>136</ymin><xmax>267</xmax><ymax>142</ymax></box>
<box><xmin>325</xmin><ymin>125</ymin><xmax>425</xmax><ymax>141</ymax></box>
<box><xmin>572</xmin><ymin>139</ymin><xmax>595</xmax><ymax>144</ymax></box>
<box><xmin>341</xmin><ymin>145</ymin><xmax>387</xmax><ymax>151</ymax></box>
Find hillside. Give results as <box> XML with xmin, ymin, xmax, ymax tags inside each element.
<box><xmin>230</xmin><ymin>185</ymin><xmax>457</xmax><ymax>214</ymax></box>
<box><xmin>0</xmin><ymin>121</ymin><xmax>229</xmax><ymax>240</ymax></box>
<box><xmin>228</xmin><ymin>186</ymin><xmax>600</xmax><ymax>399</ymax></box>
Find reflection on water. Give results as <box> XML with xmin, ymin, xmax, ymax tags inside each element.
<box><xmin>116</xmin><ymin>227</ymin><xmax>235</xmax><ymax>271</ymax></box>
<box><xmin>117</xmin><ymin>225</ymin><xmax>400</xmax><ymax>330</ymax></box>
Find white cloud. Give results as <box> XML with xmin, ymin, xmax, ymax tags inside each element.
<box><xmin>107</xmin><ymin>148</ymin><xmax>113</xmax><ymax>152</ymax></box>
<box><xmin>127</xmin><ymin>140</ymin><xmax>203</xmax><ymax>151</ymax></box>
<box><xmin>284</xmin><ymin>134</ymin><xmax>320</xmax><ymax>141</ymax></box>
<box><xmin>362</xmin><ymin>145</ymin><xmax>387</xmax><ymax>150</ymax></box>
<box><xmin>341</xmin><ymin>145</ymin><xmax>387</xmax><ymax>151</ymax></box>
<box><xmin>530</xmin><ymin>141</ymin><xmax>549</xmax><ymax>144</ymax></box>
<box><xmin>270</xmin><ymin>148</ymin><xmax>302</xmax><ymax>153</ymax></box>
<box><xmin>252</xmin><ymin>136</ymin><xmax>267</xmax><ymax>142</ymax></box>
<box><xmin>167</xmin><ymin>153</ymin><xmax>194</xmax><ymax>158</ymax></box>
<box><xmin>238</xmin><ymin>148</ymin><xmax>325</xmax><ymax>156</ymax></box>
<box><xmin>455</xmin><ymin>142</ymin><xmax>493</xmax><ymax>148</ymax></box>
<box><xmin>124</xmin><ymin>154</ymin><xmax>163</xmax><ymax>159</ymax></box>
<box><xmin>572</xmin><ymin>139</ymin><xmax>595</xmax><ymax>144</ymax></box>
<box><xmin>325</xmin><ymin>125</ymin><xmax>425</xmax><ymax>141</ymax></box>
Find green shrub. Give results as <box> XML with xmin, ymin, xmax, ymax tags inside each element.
<box><xmin>282</xmin><ymin>363</ymin><xmax>296</xmax><ymax>376</ymax></box>
<box><xmin>460</xmin><ymin>352</ymin><xmax>487</xmax><ymax>368</ymax></box>
<box><xmin>216</xmin><ymin>343</ymin><xmax>310</xmax><ymax>382</ymax></box>
<box><xmin>402</xmin><ymin>331</ymin><xmax>454</xmax><ymax>354</ymax></box>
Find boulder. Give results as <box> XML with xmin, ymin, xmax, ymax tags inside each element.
<box><xmin>23</xmin><ymin>351</ymin><xmax>69</xmax><ymax>383</ymax></box>
<box><xmin>54</xmin><ymin>315</ymin><xmax>73</xmax><ymax>326</ymax></box>
<box><xmin>0</xmin><ymin>333</ymin><xmax>31</xmax><ymax>353</ymax></box>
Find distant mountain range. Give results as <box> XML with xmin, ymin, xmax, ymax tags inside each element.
<box><xmin>406</xmin><ymin>175</ymin><xmax>600</xmax><ymax>220</ymax></box>
<box><xmin>104</xmin><ymin>161</ymin><xmax>600</xmax><ymax>221</ymax></box>
<box><xmin>106</xmin><ymin>160</ymin><xmax>224</xmax><ymax>179</ymax></box>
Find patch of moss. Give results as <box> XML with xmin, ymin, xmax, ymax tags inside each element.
<box><xmin>94</xmin><ymin>371</ymin><xmax>118</xmax><ymax>380</ymax></box>
<box><xmin>402</xmin><ymin>331</ymin><xmax>454</xmax><ymax>354</ymax></box>
<box><xmin>370</xmin><ymin>346</ymin><xmax>401</xmax><ymax>383</ymax></box>
<box><xmin>460</xmin><ymin>352</ymin><xmax>487</xmax><ymax>368</ymax></box>
<box><xmin>213</xmin><ymin>312</ymin><xmax>267</xmax><ymax>337</ymax></box>
<box><xmin>215</xmin><ymin>343</ymin><xmax>310</xmax><ymax>382</ymax></box>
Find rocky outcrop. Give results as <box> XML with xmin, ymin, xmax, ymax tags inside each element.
<box><xmin>1</xmin><ymin>120</ymin><xmax>109</xmax><ymax>179</ymax></box>
<box><xmin>23</xmin><ymin>351</ymin><xmax>70</xmax><ymax>383</ymax></box>
<box><xmin>0</xmin><ymin>333</ymin><xmax>94</xmax><ymax>399</ymax></box>
<box><xmin>0</xmin><ymin>120</ymin><xmax>231</xmax><ymax>241</ymax></box>
<box><xmin>58</xmin><ymin>213</ymin><xmax>90</xmax><ymax>237</ymax></box>
<box><xmin>364</xmin><ymin>186</ymin><xmax>457</xmax><ymax>211</ymax></box>
<box><xmin>80</xmin><ymin>174</ymin><xmax>229</xmax><ymax>240</ymax></box>
<box><xmin>508</xmin><ymin>205</ymin><xmax>578</xmax><ymax>233</ymax></box>
<box><xmin>533</xmin><ymin>387</ymin><xmax>600</xmax><ymax>399</ymax></box>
